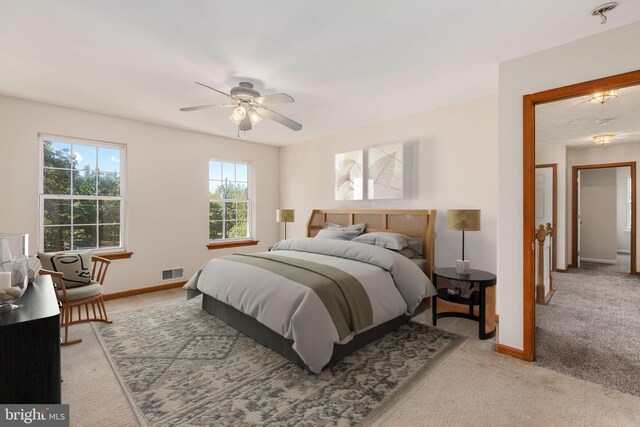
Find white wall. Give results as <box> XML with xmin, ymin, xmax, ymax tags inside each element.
<box><xmin>280</xmin><ymin>95</ymin><xmax>498</xmax><ymax>275</ymax></box>
<box><xmin>535</xmin><ymin>145</ymin><xmax>567</xmax><ymax>269</ymax></box>
<box><xmin>0</xmin><ymin>95</ymin><xmax>280</xmax><ymax>293</ymax></box>
<box><xmin>579</xmin><ymin>168</ymin><xmax>617</xmax><ymax>262</ymax></box>
<box><xmin>566</xmin><ymin>145</ymin><xmax>640</xmax><ymax>266</ymax></box>
<box><xmin>617</xmin><ymin>167</ymin><xmax>631</xmax><ymax>252</ymax></box>
<box><xmin>498</xmin><ymin>21</ymin><xmax>640</xmax><ymax>350</ymax></box>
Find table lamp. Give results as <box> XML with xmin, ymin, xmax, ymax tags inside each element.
<box><xmin>447</xmin><ymin>209</ymin><xmax>481</xmax><ymax>275</ymax></box>
<box><xmin>276</xmin><ymin>209</ymin><xmax>295</xmax><ymax>240</ymax></box>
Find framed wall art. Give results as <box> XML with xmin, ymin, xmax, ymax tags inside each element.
<box><xmin>367</xmin><ymin>143</ymin><xmax>403</xmax><ymax>200</ymax></box>
<box><xmin>334</xmin><ymin>150</ymin><xmax>363</xmax><ymax>200</ymax></box>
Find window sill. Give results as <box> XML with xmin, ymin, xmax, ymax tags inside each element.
<box><xmin>207</xmin><ymin>240</ymin><xmax>259</xmax><ymax>250</ymax></box>
<box><xmin>99</xmin><ymin>251</ymin><xmax>133</xmax><ymax>260</ymax></box>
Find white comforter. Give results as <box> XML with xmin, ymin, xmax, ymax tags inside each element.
<box><xmin>184</xmin><ymin>238</ymin><xmax>436</xmax><ymax>373</ymax></box>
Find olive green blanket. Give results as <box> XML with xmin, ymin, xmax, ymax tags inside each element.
<box><xmin>223</xmin><ymin>253</ymin><xmax>373</xmax><ymax>340</ymax></box>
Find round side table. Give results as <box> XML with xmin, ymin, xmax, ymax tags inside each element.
<box><xmin>431</xmin><ymin>267</ymin><xmax>497</xmax><ymax>339</ymax></box>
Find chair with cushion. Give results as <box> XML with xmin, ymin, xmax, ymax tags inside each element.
<box><xmin>37</xmin><ymin>250</ymin><xmax>112</xmax><ymax>346</ymax></box>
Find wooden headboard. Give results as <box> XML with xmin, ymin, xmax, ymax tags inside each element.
<box><xmin>306</xmin><ymin>209</ymin><xmax>437</xmax><ymax>278</ymax></box>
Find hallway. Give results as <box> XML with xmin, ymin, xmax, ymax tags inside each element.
<box><xmin>534</xmin><ymin>254</ymin><xmax>640</xmax><ymax>397</ymax></box>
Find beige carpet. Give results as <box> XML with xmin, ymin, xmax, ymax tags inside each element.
<box><xmin>61</xmin><ymin>289</ymin><xmax>640</xmax><ymax>426</ymax></box>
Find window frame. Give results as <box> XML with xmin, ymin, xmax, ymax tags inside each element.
<box><xmin>208</xmin><ymin>159</ymin><xmax>253</xmax><ymax>243</ymax></box>
<box><xmin>38</xmin><ymin>134</ymin><xmax>127</xmax><ymax>254</ymax></box>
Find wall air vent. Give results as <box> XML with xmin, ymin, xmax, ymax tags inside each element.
<box><xmin>161</xmin><ymin>268</ymin><xmax>184</xmax><ymax>281</ymax></box>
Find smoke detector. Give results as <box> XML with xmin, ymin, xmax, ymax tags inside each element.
<box><xmin>592</xmin><ymin>2</ymin><xmax>618</xmax><ymax>24</ymax></box>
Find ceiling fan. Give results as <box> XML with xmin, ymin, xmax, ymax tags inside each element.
<box><xmin>180</xmin><ymin>81</ymin><xmax>302</xmax><ymax>133</ymax></box>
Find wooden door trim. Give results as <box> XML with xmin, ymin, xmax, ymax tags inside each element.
<box><xmin>570</xmin><ymin>162</ymin><xmax>636</xmax><ymax>274</ymax></box>
<box><xmin>535</xmin><ymin>163</ymin><xmax>558</xmax><ymax>271</ymax></box>
<box><xmin>522</xmin><ymin>69</ymin><xmax>640</xmax><ymax>362</ymax></box>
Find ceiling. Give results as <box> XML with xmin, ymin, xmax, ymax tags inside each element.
<box><xmin>536</xmin><ymin>84</ymin><xmax>640</xmax><ymax>147</ymax></box>
<box><xmin>1</xmin><ymin>1</ymin><xmax>639</xmax><ymax>146</ymax></box>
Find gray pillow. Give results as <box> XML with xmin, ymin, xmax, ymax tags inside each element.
<box><xmin>315</xmin><ymin>229</ymin><xmax>360</xmax><ymax>241</ymax></box>
<box><xmin>407</xmin><ymin>237</ymin><xmax>424</xmax><ymax>256</ymax></box>
<box><xmin>394</xmin><ymin>247</ymin><xmax>418</xmax><ymax>259</ymax></box>
<box><xmin>38</xmin><ymin>250</ymin><xmax>93</xmax><ymax>288</ymax></box>
<box><xmin>352</xmin><ymin>232</ymin><xmax>410</xmax><ymax>250</ymax></box>
<box><xmin>324</xmin><ymin>222</ymin><xmax>366</xmax><ymax>235</ymax></box>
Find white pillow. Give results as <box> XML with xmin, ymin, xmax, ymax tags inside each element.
<box><xmin>38</xmin><ymin>250</ymin><xmax>93</xmax><ymax>288</ymax></box>
<box><xmin>315</xmin><ymin>229</ymin><xmax>359</xmax><ymax>241</ymax></box>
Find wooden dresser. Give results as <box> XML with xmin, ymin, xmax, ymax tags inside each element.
<box><xmin>0</xmin><ymin>275</ymin><xmax>61</xmax><ymax>403</ymax></box>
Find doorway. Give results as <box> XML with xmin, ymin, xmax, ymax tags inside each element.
<box><xmin>521</xmin><ymin>69</ymin><xmax>640</xmax><ymax>362</ymax></box>
<box><xmin>571</xmin><ymin>163</ymin><xmax>636</xmax><ymax>273</ymax></box>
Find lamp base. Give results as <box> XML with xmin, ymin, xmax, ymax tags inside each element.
<box><xmin>456</xmin><ymin>260</ymin><xmax>470</xmax><ymax>275</ymax></box>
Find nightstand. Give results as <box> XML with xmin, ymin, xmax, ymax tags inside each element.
<box><xmin>431</xmin><ymin>267</ymin><xmax>497</xmax><ymax>339</ymax></box>
<box><xmin>0</xmin><ymin>276</ymin><xmax>61</xmax><ymax>403</ymax></box>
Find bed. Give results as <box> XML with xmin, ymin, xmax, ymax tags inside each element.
<box><xmin>184</xmin><ymin>209</ymin><xmax>437</xmax><ymax>373</ymax></box>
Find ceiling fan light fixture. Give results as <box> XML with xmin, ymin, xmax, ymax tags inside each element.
<box><xmin>229</xmin><ymin>113</ymin><xmax>241</xmax><ymax>125</ymax></box>
<box><xmin>229</xmin><ymin>105</ymin><xmax>247</xmax><ymax>124</ymax></box>
<box><xmin>248</xmin><ymin>108</ymin><xmax>262</xmax><ymax>124</ymax></box>
<box><xmin>589</xmin><ymin>89</ymin><xmax>618</xmax><ymax>104</ymax></box>
<box><xmin>184</xmin><ymin>81</ymin><xmax>302</xmax><ymax>133</ymax></box>
<box><xmin>592</xmin><ymin>133</ymin><xmax>615</xmax><ymax>145</ymax></box>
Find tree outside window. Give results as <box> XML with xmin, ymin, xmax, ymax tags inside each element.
<box><xmin>209</xmin><ymin>160</ymin><xmax>251</xmax><ymax>241</ymax></box>
<box><xmin>40</xmin><ymin>137</ymin><xmax>125</xmax><ymax>252</ymax></box>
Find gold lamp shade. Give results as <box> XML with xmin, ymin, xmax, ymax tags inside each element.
<box><xmin>276</xmin><ymin>209</ymin><xmax>295</xmax><ymax>240</ymax></box>
<box><xmin>276</xmin><ymin>209</ymin><xmax>295</xmax><ymax>223</ymax></box>
<box><xmin>447</xmin><ymin>210</ymin><xmax>481</xmax><ymax>231</ymax></box>
<box><xmin>447</xmin><ymin>209</ymin><xmax>480</xmax><ymax>267</ymax></box>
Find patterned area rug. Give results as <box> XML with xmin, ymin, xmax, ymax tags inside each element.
<box><xmin>535</xmin><ymin>262</ymin><xmax>640</xmax><ymax>397</ymax></box>
<box><xmin>94</xmin><ymin>297</ymin><xmax>463</xmax><ymax>426</ymax></box>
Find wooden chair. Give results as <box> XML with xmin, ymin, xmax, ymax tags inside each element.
<box><xmin>39</xmin><ymin>255</ymin><xmax>113</xmax><ymax>346</ymax></box>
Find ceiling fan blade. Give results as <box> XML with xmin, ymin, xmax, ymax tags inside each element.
<box><xmin>255</xmin><ymin>93</ymin><xmax>295</xmax><ymax>104</ymax></box>
<box><xmin>194</xmin><ymin>81</ymin><xmax>230</xmax><ymax>97</ymax></box>
<box><xmin>257</xmin><ymin>107</ymin><xmax>302</xmax><ymax>131</ymax></box>
<box><xmin>180</xmin><ymin>104</ymin><xmax>235</xmax><ymax>112</ymax></box>
<box><xmin>239</xmin><ymin>116</ymin><xmax>252</xmax><ymax>131</ymax></box>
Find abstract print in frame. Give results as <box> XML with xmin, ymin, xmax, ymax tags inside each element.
<box><xmin>367</xmin><ymin>143</ymin><xmax>403</xmax><ymax>199</ymax></box>
<box><xmin>335</xmin><ymin>150</ymin><xmax>363</xmax><ymax>200</ymax></box>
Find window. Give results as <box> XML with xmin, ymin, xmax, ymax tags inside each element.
<box><xmin>39</xmin><ymin>136</ymin><xmax>125</xmax><ymax>253</ymax></box>
<box><xmin>209</xmin><ymin>160</ymin><xmax>251</xmax><ymax>241</ymax></box>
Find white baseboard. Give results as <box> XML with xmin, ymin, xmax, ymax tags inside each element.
<box><xmin>617</xmin><ymin>249</ymin><xmax>631</xmax><ymax>254</ymax></box>
<box><xmin>581</xmin><ymin>257</ymin><xmax>617</xmax><ymax>264</ymax></box>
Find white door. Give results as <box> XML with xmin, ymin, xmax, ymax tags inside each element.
<box><xmin>535</xmin><ymin>168</ymin><xmax>553</xmax><ymax>227</ymax></box>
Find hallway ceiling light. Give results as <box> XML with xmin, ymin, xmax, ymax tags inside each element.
<box><xmin>588</xmin><ymin>89</ymin><xmax>618</xmax><ymax>104</ymax></box>
<box><xmin>592</xmin><ymin>133</ymin><xmax>615</xmax><ymax>145</ymax></box>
